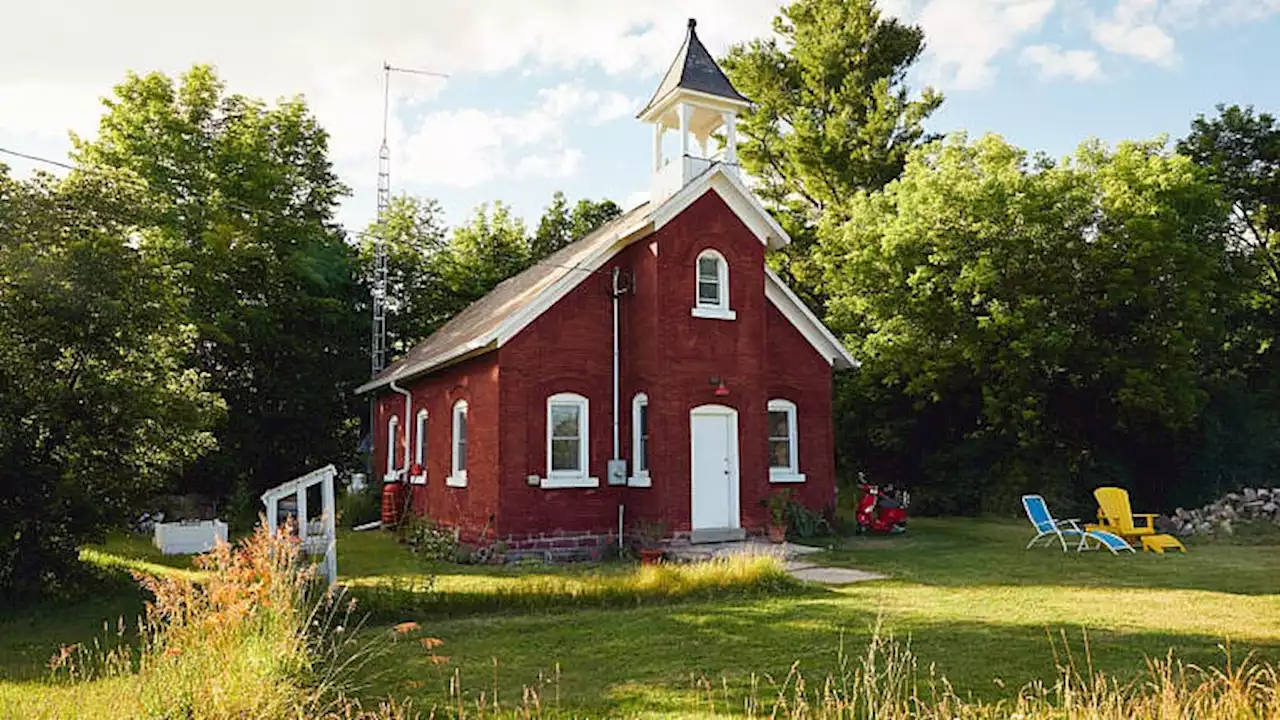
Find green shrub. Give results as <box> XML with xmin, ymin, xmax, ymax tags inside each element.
<box><xmin>337</xmin><ymin>487</ymin><xmax>382</xmax><ymax>529</ymax></box>
<box><xmin>398</xmin><ymin>516</ymin><xmax>457</xmax><ymax>561</ymax></box>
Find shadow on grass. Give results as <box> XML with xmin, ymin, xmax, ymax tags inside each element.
<box><xmin>353</xmin><ymin>592</ymin><xmax>1280</xmax><ymax>718</ymax></box>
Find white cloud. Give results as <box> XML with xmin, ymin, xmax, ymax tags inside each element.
<box><xmin>913</xmin><ymin>0</ymin><xmax>1057</xmax><ymax>90</ymax></box>
<box><xmin>1090</xmin><ymin>0</ymin><xmax>1177</xmax><ymax>65</ymax></box>
<box><xmin>1021</xmin><ymin>44</ymin><xmax>1102</xmax><ymax>80</ymax></box>
<box><xmin>396</xmin><ymin>82</ymin><xmax>620</xmax><ymax>189</ymax></box>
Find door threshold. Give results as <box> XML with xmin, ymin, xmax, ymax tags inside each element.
<box><xmin>690</xmin><ymin>527</ymin><xmax>747</xmax><ymax>544</ymax></box>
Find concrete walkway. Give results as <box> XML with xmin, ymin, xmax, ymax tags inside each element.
<box><xmin>665</xmin><ymin>538</ymin><xmax>887</xmax><ymax>585</ymax></box>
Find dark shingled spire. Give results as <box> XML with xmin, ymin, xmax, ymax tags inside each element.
<box><xmin>638</xmin><ymin>18</ymin><xmax>749</xmax><ymax>117</ymax></box>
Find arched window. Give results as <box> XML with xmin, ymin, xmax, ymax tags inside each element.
<box><xmin>386</xmin><ymin>415</ymin><xmax>400</xmax><ymax>480</ymax></box>
<box><xmin>630</xmin><ymin>392</ymin><xmax>650</xmax><ymax>487</ymax></box>
<box><xmin>542</xmin><ymin>393</ymin><xmax>598</xmax><ymax>488</ymax></box>
<box><xmin>412</xmin><ymin>409</ymin><xmax>428</xmax><ymax>483</ymax></box>
<box><xmin>767</xmin><ymin>399</ymin><xmax>805</xmax><ymax>483</ymax></box>
<box><xmin>692</xmin><ymin>249</ymin><xmax>735</xmax><ymax>320</ymax></box>
<box><xmin>447</xmin><ymin>400</ymin><xmax>468</xmax><ymax>487</ymax></box>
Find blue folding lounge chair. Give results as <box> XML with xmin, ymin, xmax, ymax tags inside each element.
<box><xmin>1022</xmin><ymin>494</ymin><xmax>1135</xmax><ymax>554</ymax></box>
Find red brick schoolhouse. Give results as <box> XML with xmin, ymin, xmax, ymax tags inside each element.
<box><xmin>357</xmin><ymin>19</ymin><xmax>856</xmax><ymax>551</ymax></box>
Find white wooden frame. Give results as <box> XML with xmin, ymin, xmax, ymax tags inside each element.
<box><xmin>412</xmin><ymin>409</ymin><xmax>428</xmax><ymax>485</ymax></box>
<box><xmin>629</xmin><ymin>392</ymin><xmax>651</xmax><ymax>487</ymax></box>
<box><xmin>262</xmin><ymin>464</ymin><xmax>337</xmax><ymax>585</ymax></box>
<box><xmin>767</xmin><ymin>399</ymin><xmax>805</xmax><ymax>483</ymax></box>
<box><xmin>542</xmin><ymin>393</ymin><xmax>598</xmax><ymax>489</ymax></box>
<box><xmin>692</xmin><ymin>249</ymin><xmax>735</xmax><ymax>320</ymax></box>
<box><xmin>448</xmin><ymin>400</ymin><xmax>468</xmax><ymax>487</ymax></box>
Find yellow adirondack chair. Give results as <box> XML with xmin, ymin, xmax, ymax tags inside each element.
<box><xmin>1090</xmin><ymin>487</ymin><xmax>1156</xmax><ymax>541</ymax></box>
<box><xmin>1089</xmin><ymin>486</ymin><xmax>1186</xmax><ymax>553</ymax></box>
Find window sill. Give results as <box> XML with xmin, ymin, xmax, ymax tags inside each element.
<box><xmin>408</xmin><ymin>474</ymin><xmax>426</xmax><ymax>486</ymax></box>
<box><xmin>691</xmin><ymin>306</ymin><xmax>737</xmax><ymax>321</ymax></box>
<box><xmin>446</xmin><ymin>472</ymin><xmax>467</xmax><ymax>488</ymax></box>
<box><xmin>383</xmin><ymin>471</ymin><xmax>402</xmax><ymax>483</ymax></box>
<box><xmin>627</xmin><ymin>473</ymin><xmax>652</xmax><ymax>488</ymax></box>
<box><xmin>769</xmin><ymin>472</ymin><xmax>806</xmax><ymax>484</ymax></box>
<box><xmin>540</xmin><ymin>475</ymin><xmax>600</xmax><ymax>489</ymax></box>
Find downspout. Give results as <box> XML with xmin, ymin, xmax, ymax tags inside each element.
<box><xmin>612</xmin><ymin>267</ymin><xmax>621</xmax><ymax>461</ymax></box>
<box><xmin>389</xmin><ymin>379</ymin><xmax>412</xmax><ymax>480</ymax></box>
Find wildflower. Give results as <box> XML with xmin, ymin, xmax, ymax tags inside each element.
<box><xmin>419</xmin><ymin>637</ymin><xmax>444</xmax><ymax>649</ymax></box>
<box><xmin>427</xmin><ymin>655</ymin><xmax>450</xmax><ymax>665</ymax></box>
<box><xmin>394</xmin><ymin>621</ymin><xmax>421</xmax><ymax>635</ymax></box>
<box><xmin>165</xmin><ymin>647</ymin><xmax>184</xmax><ymax>656</ymax></box>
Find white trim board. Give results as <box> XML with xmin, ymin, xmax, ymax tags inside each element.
<box><xmin>764</xmin><ymin>267</ymin><xmax>858</xmax><ymax>370</ymax></box>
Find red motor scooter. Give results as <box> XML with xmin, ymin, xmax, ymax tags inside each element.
<box><xmin>855</xmin><ymin>483</ymin><xmax>909</xmax><ymax>534</ymax></box>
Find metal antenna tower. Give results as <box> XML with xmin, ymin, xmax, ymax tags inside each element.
<box><xmin>371</xmin><ymin>62</ymin><xmax>449</xmax><ymax>377</ymax></box>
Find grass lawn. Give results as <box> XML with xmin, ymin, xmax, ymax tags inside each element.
<box><xmin>2</xmin><ymin>518</ymin><xmax>1279</xmax><ymax>718</ymax></box>
<box><xmin>341</xmin><ymin>519</ymin><xmax>1280</xmax><ymax>717</ymax></box>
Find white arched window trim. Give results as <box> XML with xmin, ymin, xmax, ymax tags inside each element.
<box><xmin>447</xmin><ymin>400</ymin><xmax>468</xmax><ymax>487</ymax></box>
<box><xmin>691</xmin><ymin>248</ymin><xmax>736</xmax><ymax>321</ymax></box>
<box><xmin>385</xmin><ymin>415</ymin><xmax>400</xmax><ymax>482</ymax></box>
<box><xmin>629</xmin><ymin>392</ymin><xmax>651</xmax><ymax>487</ymax></box>
<box><xmin>541</xmin><ymin>392</ymin><xmax>599</xmax><ymax>489</ymax></box>
<box><xmin>767</xmin><ymin>399</ymin><xmax>805</xmax><ymax>483</ymax></box>
<box><xmin>411</xmin><ymin>409</ymin><xmax>428</xmax><ymax>485</ymax></box>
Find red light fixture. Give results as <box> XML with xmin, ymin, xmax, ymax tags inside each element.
<box><xmin>712</xmin><ymin>377</ymin><xmax>729</xmax><ymax>396</ymax></box>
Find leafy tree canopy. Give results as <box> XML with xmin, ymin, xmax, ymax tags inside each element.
<box><xmin>722</xmin><ymin>0</ymin><xmax>942</xmax><ymax>308</ymax></box>
<box><xmin>820</xmin><ymin>134</ymin><xmax>1242</xmax><ymax>513</ymax></box>
<box><xmin>72</xmin><ymin>65</ymin><xmax>366</xmax><ymax>501</ymax></box>
<box><xmin>0</xmin><ymin>166</ymin><xmax>222</xmax><ymax>602</ymax></box>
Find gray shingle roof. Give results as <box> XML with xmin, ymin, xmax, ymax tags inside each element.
<box><xmin>356</xmin><ymin>202</ymin><xmax>652</xmax><ymax>394</ymax></box>
<box><xmin>638</xmin><ymin>19</ymin><xmax>749</xmax><ymax>117</ymax></box>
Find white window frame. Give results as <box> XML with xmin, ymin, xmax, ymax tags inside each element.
<box><xmin>542</xmin><ymin>392</ymin><xmax>598</xmax><ymax>489</ymax></box>
<box><xmin>384</xmin><ymin>415</ymin><xmax>401</xmax><ymax>482</ymax></box>
<box><xmin>767</xmin><ymin>399</ymin><xmax>805</xmax><ymax>483</ymax></box>
<box><xmin>629</xmin><ymin>392</ymin><xmax>651</xmax><ymax>487</ymax></box>
<box><xmin>691</xmin><ymin>249</ymin><xmax>736</xmax><ymax>320</ymax></box>
<box><xmin>411</xmin><ymin>409</ymin><xmax>428</xmax><ymax>485</ymax></box>
<box><xmin>447</xmin><ymin>400</ymin><xmax>468</xmax><ymax>487</ymax></box>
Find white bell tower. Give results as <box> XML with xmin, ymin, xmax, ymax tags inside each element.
<box><xmin>637</xmin><ymin>19</ymin><xmax>751</xmax><ymax>205</ymax></box>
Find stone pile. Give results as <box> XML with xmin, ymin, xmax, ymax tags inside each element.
<box><xmin>1170</xmin><ymin>487</ymin><xmax>1280</xmax><ymax>537</ymax></box>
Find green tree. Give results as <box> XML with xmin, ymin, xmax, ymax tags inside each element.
<box><xmin>532</xmin><ymin>191</ymin><xmax>621</xmax><ymax>260</ymax></box>
<box><xmin>360</xmin><ymin>195</ymin><xmax>450</xmax><ymax>354</ymax></box>
<box><xmin>820</xmin><ymin>134</ymin><xmax>1239</xmax><ymax>513</ymax></box>
<box><xmin>72</xmin><ymin>65</ymin><xmax>365</xmax><ymax>500</ymax></box>
<box><xmin>1178</xmin><ymin>105</ymin><xmax>1280</xmax><ymax>303</ymax></box>
<box><xmin>443</xmin><ymin>201</ymin><xmax>532</xmax><ymax>306</ymax></box>
<box><xmin>0</xmin><ymin>166</ymin><xmax>222</xmax><ymax>602</ymax></box>
<box><xmin>721</xmin><ymin>0</ymin><xmax>942</xmax><ymax>307</ymax></box>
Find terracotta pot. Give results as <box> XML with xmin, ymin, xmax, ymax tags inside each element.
<box><xmin>640</xmin><ymin>548</ymin><xmax>664</xmax><ymax>565</ymax></box>
<box><xmin>768</xmin><ymin>523</ymin><xmax>787</xmax><ymax>544</ymax></box>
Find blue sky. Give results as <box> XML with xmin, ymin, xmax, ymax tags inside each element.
<box><xmin>1</xmin><ymin>0</ymin><xmax>1277</xmax><ymax>233</ymax></box>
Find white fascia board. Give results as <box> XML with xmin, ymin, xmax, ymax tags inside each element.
<box><xmin>764</xmin><ymin>267</ymin><xmax>858</xmax><ymax>370</ymax></box>
<box><xmin>494</xmin><ymin>218</ymin><xmax>655</xmax><ymax>347</ymax></box>
<box><xmin>650</xmin><ymin>166</ymin><xmax>790</xmax><ymax>250</ymax></box>
<box><xmin>261</xmin><ymin>464</ymin><xmax>336</xmax><ymax>504</ymax></box>
<box><xmin>354</xmin><ymin>339</ymin><xmax>496</xmax><ymax>395</ymax></box>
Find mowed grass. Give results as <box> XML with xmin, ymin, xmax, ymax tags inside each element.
<box><xmin>343</xmin><ymin>519</ymin><xmax>1280</xmax><ymax>717</ymax></box>
<box><xmin>2</xmin><ymin>518</ymin><xmax>1279</xmax><ymax>719</ymax></box>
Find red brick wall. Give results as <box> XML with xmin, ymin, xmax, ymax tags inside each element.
<box><xmin>375</xmin><ymin>353</ymin><xmax>501</xmax><ymax>542</ymax></box>
<box><xmin>764</xmin><ymin>303</ymin><xmax>837</xmax><ymax>514</ymax></box>
<box><xmin>372</xmin><ymin>190</ymin><xmax>837</xmax><ymax>542</ymax></box>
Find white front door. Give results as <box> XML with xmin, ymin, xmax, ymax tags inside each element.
<box><xmin>690</xmin><ymin>405</ymin><xmax>739</xmax><ymax>531</ymax></box>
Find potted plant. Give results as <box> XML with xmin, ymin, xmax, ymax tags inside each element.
<box><xmin>633</xmin><ymin>519</ymin><xmax>667</xmax><ymax>565</ymax></box>
<box><xmin>763</xmin><ymin>490</ymin><xmax>792</xmax><ymax>543</ymax></box>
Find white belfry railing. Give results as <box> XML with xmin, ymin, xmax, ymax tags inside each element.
<box><xmin>261</xmin><ymin>464</ymin><xmax>337</xmax><ymax>585</ymax></box>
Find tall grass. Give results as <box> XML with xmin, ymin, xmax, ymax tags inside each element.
<box><xmin>346</xmin><ymin>554</ymin><xmax>801</xmax><ymax>621</ymax></box>
<box><xmin>0</xmin><ymin>524</ymin><xmax>390</xmax><ymax>720</ymax></box>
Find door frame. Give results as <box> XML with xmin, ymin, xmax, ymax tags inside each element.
<box><xmin>689</xmin><ymin>404</ymin><xmax>741</xmax><ymax>531</ymax></box>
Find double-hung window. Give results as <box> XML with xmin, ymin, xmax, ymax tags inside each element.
<box><xmin>630</xmin><ymin>392</ymin><xmax>650</xmax><ymax>487</ymax></box>
<box><xmin>767</xmin><ymin>399</ymin><xmax>804</xmax><ymax>483</ymax></box>
<box><xmin>692</xmin><ymin>249</ymin><xmax>735</xmax><ymax>320</ymax></box>
<box><xmin>447</xmin><ymin>400</ymin><xmax>468</xmax><ymax>487</ymax></box>
<box><xmin>543</xmin><ymin>393</ymin><xmax>597</xmax><ymax>488</ymax></box>
<box><xmin>411</xmin><ymin>409</ymin><xmax>428</xmax><ymax>484</ymax></box>
<box><xmin>385</xmin><ymin>415</ymin><xmax>400</xmax><ymax>481</ymax></box>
